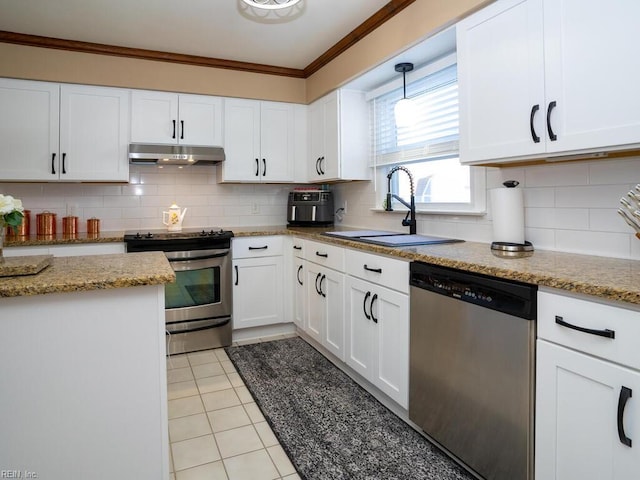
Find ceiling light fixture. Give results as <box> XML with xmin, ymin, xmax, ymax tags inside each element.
<box><xmin>240</xmin><ymin>0</ymin><xmax>302</xmax><ymax>10</ymax></box>
<box><xmin>394</xmin><ymin>62</ymin><xmax>417</xmax><ymax>128</ymax></box>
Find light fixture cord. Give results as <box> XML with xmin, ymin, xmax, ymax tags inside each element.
<box><xmin>402</xmin><ymin>71</ymin><xmax>407</xmax><ymax>100</ymax></box>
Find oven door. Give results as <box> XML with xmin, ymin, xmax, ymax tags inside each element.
<box><xmin>164</xmin><ymin>248</ymin><xmax>231</xmax><ymax>324</ymax></box>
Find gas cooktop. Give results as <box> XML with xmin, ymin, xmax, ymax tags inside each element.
<box><xmin>123</xmin><ymin>227</ymin><xmax>234</xmax><ymax>241</ymax></box>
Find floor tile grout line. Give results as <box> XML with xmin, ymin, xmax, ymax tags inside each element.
<box><xmin>168</xmin><ymin>344</ymin><xmax>292</xmax><ymax>479</ymax></box>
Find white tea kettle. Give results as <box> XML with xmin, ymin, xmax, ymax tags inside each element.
<box><xmin>162</xmin><ymin>203</ymin><xmax>187</xmax><ymax>232</ymax></box>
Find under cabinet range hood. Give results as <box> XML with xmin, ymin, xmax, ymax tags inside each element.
<box><xmin>128</xmin><ymin>144</ymin><xmax>225</xmax><ymax>166</ymax></box>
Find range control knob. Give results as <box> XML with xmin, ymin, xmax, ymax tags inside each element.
<box><xmin>145</xmin><ymin>232</ymin><xmax>154</xmax><ymax>239</ymax></box>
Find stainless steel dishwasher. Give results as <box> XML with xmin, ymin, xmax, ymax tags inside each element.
<box><xmin>409</xmin><ymin>262</ymin><xmax>536</xmax><ymax>480</ymax></box>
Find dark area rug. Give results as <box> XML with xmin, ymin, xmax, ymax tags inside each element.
<box><xmin>226</xmin><ymin>337</ymin><xmax>474</xmax><ymax>480</ymax></box>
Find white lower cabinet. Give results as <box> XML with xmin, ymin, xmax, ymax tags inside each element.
<box><xmin>305</xmin><ymin>261</ymin><xmax>345</xmax><ymax>361</ymax></box>
<box><xmin>536</xmin><ymin>290</ymin><xmax>640</xmax><ymax>480</ymax></box>
<box><xmin>536</xmin><ymin>340</ymin><xmax>640</xmax><ymax>480</ymax></box>
<box><xmin>232</xmin><ymin>236</ymin><xmax>284</xmax><ymax>329</ymax></box>
<box><xmin>293</xmin><ymin>256</ymin><xmax>306</xmax><ymax>330</ymax></box>
<box><xmin>345</xmin><ymin>276</ymin><xmax>409</xmax><ymax>408</ymax></box>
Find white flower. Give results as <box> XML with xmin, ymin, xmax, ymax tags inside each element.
<box><xmin>0</xmin><ymin>194</ymin><xmax>21</xmax><ymax>215</ymax></box>
<box><xmin>0</xmin><ymin>194</ymin><xmax>25</xmax><ymax>227</ymax></box>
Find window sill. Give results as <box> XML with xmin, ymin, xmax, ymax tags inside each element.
<box><xmin>370</xmin><ymin>208</ymin><xmax>486</xmax><ymax>217</ymax></box>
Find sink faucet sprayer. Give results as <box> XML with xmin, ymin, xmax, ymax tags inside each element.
<box><xmin>385</xmin><ymin>165</ymin><xmax>416</xmax><ymax>234</ymax></box>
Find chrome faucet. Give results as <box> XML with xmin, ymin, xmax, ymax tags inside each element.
<box><xmin>385</xmin><ymin>165</ymin><xmax>416</xmax><ymax>234</ymax></box>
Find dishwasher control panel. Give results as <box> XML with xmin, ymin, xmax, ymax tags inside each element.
<box><xmin>410</xmin><ymin>262</ymin><xmax>537</xmax><ymax>320</ymax></box>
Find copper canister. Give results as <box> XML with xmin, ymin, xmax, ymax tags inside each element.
<box><xmin>36</xmin><ymin>211</ymin><xmax>57</xmax><ymax>236</ymax></box>
<box><xmin>87</xmin><ymin>217</ymin><xmax>100</xmax><ymax>236</ymax></box>
<box><xmin>62</xmin><ymin>216</ymin><xmax>79</xmax><ymax>238</ymax></box>
<box><xmin>6</xmin><ymin>209</ymin><xmax>30</xmax><ymax>237</ymax></box>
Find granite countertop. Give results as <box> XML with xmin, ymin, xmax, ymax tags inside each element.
<box><xmin>4</xmin><ymin>225</ymin><xmax>639</xmax><ymax>305</ymax></box>
<box><xmin>0</xmin><ymin>252</ymin><xmax>175</xmax><ymax>298</ymax></box>
<box><xmin>4</xmin><ymin>231</ymin><xmax>124</xmax><ymax>247</ymax></box>
<box><xmin>233</xmin><ymin>225</ymin><xmax>640</xmax><ymax>306</ymax></box>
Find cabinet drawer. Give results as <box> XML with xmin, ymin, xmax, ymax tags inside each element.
<box><xmin>290</xmin><ymin>237</ymin><xmax>305</xmax><ymax>258</ymax></box>
<box><xmin>303</xmin><ymin>239</ymin><xmax>344</xmax><ymax>271</ymax></box>
<box><xmin>345</xmin><ymin>249</ymin><xmax>409</xmax><ymax>294</ymax></box>
<box><xmin>232</xmin><ymin>236</ymin><xmax>283</xmax><ymax>259</ymax></box>
<box><xmin>538</xmin><ymin>290</ymin><xmax>640</xmax><ymax>370</ymax></box>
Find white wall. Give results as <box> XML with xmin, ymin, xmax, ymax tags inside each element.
<box><xmin>333</xmin><ymin>156</ymin><xmax>640</xmax><ymax>260</ymax></box>
<box><xmin>0</xmin><ymin>165</ymin><xmax>291</xmax><ymax>232</ymax></box>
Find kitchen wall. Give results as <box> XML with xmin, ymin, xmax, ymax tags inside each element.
<box><xmin>333</xmin><ymin>156</ymin><xmax>640</xmax><ymax>260</ymax></box>
<box><xmin>2</xmin><ymin>156</ymin><xmax>639</xmax><ymax>260</ymax></box>
<box><xmin>0</xmin><ymin>0</ymin><xmax>491</xmax><ymax>104</ymax></box>
<box><xmin>0</xmin><ymin>166</ymin><xmax>292</xmax><ymax>232</ymax></box>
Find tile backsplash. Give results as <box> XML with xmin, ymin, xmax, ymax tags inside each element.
<box><xmin>0</xmin><ymin>166</ymin><xmax>292</xmax><ymax>232</ymax></box>
<box><xmin>333</xmin><ymin>156</ymin><xmax>640</xmax><ymax>260</ymax></box>
<box><xmin>2</xmin><ymin>157</ymin><xmax>639</xmax><ymax>260</ymax></box>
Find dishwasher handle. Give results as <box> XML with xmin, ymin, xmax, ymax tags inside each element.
<box><xmin>555</xmin><ymin>315</ymin><xmax>615</xmax><ymax>339</ymax></box>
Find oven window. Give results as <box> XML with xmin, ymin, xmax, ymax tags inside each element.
<box><xmin>165</xmin><ymin>267</ymin><xmax>221</xmax><ymax>309</ymax></box>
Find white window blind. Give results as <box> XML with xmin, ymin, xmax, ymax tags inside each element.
<box><xmin>373</xmin><ymin>64</ymin><xmax>458</xmax><ymax>167</ymax></box>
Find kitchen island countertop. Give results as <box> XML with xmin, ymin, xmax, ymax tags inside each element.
<box><xmin>0</xmin><ymin>251</ymin><xmax>175</xmax><ymax>298</ymax></box>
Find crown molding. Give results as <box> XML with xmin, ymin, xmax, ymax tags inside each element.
<box><xmin>0</xmin><ymin>0</ymin><xmax>416</xmax><ymax>79</ymax></box>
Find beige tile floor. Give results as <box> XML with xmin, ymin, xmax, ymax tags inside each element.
<box><xmin>166</xmin><ymin>334</ymin><xmax>300</xmax><ymax>480</ymax></box>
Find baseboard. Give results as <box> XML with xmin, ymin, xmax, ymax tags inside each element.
<box><xmin>232</xmin><ymin>322</ymin><xmax>297</xmax><ymax>343</ymax></box>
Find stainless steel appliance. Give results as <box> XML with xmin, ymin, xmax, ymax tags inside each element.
<box><xmin>129</xmin><ymin>143</ymin><xmax>225</xmax><ymax>166</ymax></box>
<box><xmin>287</xmin><ymin>190</ymin><xmax>334</xmax><ymax>226</ymax></box>
<box><xmin>409</xmin><ymin>262</ymin><xmax>537</xmax><ymax>480</ymax></box>
<box><xmin>124</xmin><ymin>228</ymin><xmax>234</xmax><ymax>354</ymax></box>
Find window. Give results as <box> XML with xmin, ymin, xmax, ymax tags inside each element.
<box><xmin>371</xmin><ymin>55</ymin><xmax>485</xmax><ymax>213</ymax></box>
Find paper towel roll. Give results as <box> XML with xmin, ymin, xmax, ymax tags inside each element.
<box><xmin>491</xmin><ymin>186</ymin><xmax>525</xmax><ymax>244</ymax></box>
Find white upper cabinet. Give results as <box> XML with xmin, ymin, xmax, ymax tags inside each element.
<box><xmin>0</xmin><ymin>79</ymin><xmax>129</xmax><ymax>182</ymax></box>
<box><xmin>131</xmin><ymin>90</ymin><xmax>222</xmax><ymax>146</ymax></box>
<box><xmin>308</xmin><ymin>89</ymin><xmax>369</xmax><ymax>183</ymax></box>
<box><xmin>218</xmin><ymin>98</ymin><xmax>296</xmax><ymax>183</ymax></box>
<box><xmin>0</xmin><ymin>79</ymin><xmax>60</xmax><ymax>181</ymax></box>
<box><xmin>457</xmin><ymin>0</ymin><xmax>640</xmax><ymax>165</ymax></box>
<box><xmin>59</xmin><ymin>84</ymin><xmax>130</xmax><ymax>182</ymax></box>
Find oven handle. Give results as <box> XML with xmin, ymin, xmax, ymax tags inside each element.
<box><xmin>166</xmin><ymin>249</ymin><xmax>231</xmax><ymax>262</ymax></box>
<box><xmin>166</xmin><ymin>317</ymin><xmax>231</xmax><ymax>335</ymax></box>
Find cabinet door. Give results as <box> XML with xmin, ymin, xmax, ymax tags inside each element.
<box><xmin>221</xmin><ymin>98</ymin><xmax>261</xmax><ymax>182</ymax></box>
<box><xmin>305</xmin><ymin>262</ymin><xmax>324</xmax><ymax>344</ymax></box>
<box><xmin>543</xmin><ymin>0</ymin><xmax>640</xmax><ymax>154</ymax></box>
<box><xmin>178</xmin><ymin>94</ymin><xmax>223</xmax><ymax>147</ymax></box>
<box><xmin>0</xmin><ymin>79</ymin><xmax>59</xmax><ymax>181</ymax></box>
<box><xmin>536</xmin><ymin>340</ymin><xmax>640</xmax><ymax>480</ymax></box>
<box><xmin>293</xmin><ymin>257</ymin><xmax>306</xmax><ymax>330</ymax></box>
<box><xmin>372</xmin><ymin>285</ymin><xmax>409</xmax><ymax>408</ymax></box>
<box><xmin>345</xmin><ymin>276</ymin><xmax>376</xmax><ymax>380</ymax></box>
<box><xmin>308</xmin><ymin>99</ymin><xmax>325</xmax><ymax>182</ymax></box>
<box><xmin>457</xmin><ymin>0</ymin><xmax>546</xmax><ymax>163</ymax></box>
<box><xmin>322</xmin><ymin>268</ymin><xmax>344</xmax><ymax>361</ymax></box>
<box><xmin>131</xmin><ymin>90</ymin><xmax>178</xmax><ymax>144</ymax></box>
<box><xmin>233</xmin><ymin>256</ymin><xmax>284</xmax><ymax>329</ymax></box>
<box><xmin>260</xmin><ymin>101</ymin><xmax>294</xmax><ymax>182</ymax></box>
<box><xmin>320</xmin><ymin>92</ymin><xmax>340</xmax><ymax>180</ymax></box>
<box><xmin>60</xmin><ymin>85</ymin><xmax>130</xmax><ymax>182</ymax></box>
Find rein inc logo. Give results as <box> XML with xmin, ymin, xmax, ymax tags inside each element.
<box><xmin>1</xmin><ymin>471</ymin><xmax>38</xmax><ymax>478</ymax></box>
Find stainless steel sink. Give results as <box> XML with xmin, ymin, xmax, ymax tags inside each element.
<box><xmin>322</xmin><ymin>231</ymin><xmax>463</xmax><ymax>247</ymax></box>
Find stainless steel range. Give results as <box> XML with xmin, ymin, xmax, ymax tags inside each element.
<box><xmin>124</xmin><ymin>228</ymin><xmax>234</xmax><ymax>355</ymax></box>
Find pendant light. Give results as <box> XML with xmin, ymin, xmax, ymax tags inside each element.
<box><xmin>394</xmin><ymin>62</ymin><xmax>417</xmax><ymax>128</ymax></box>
